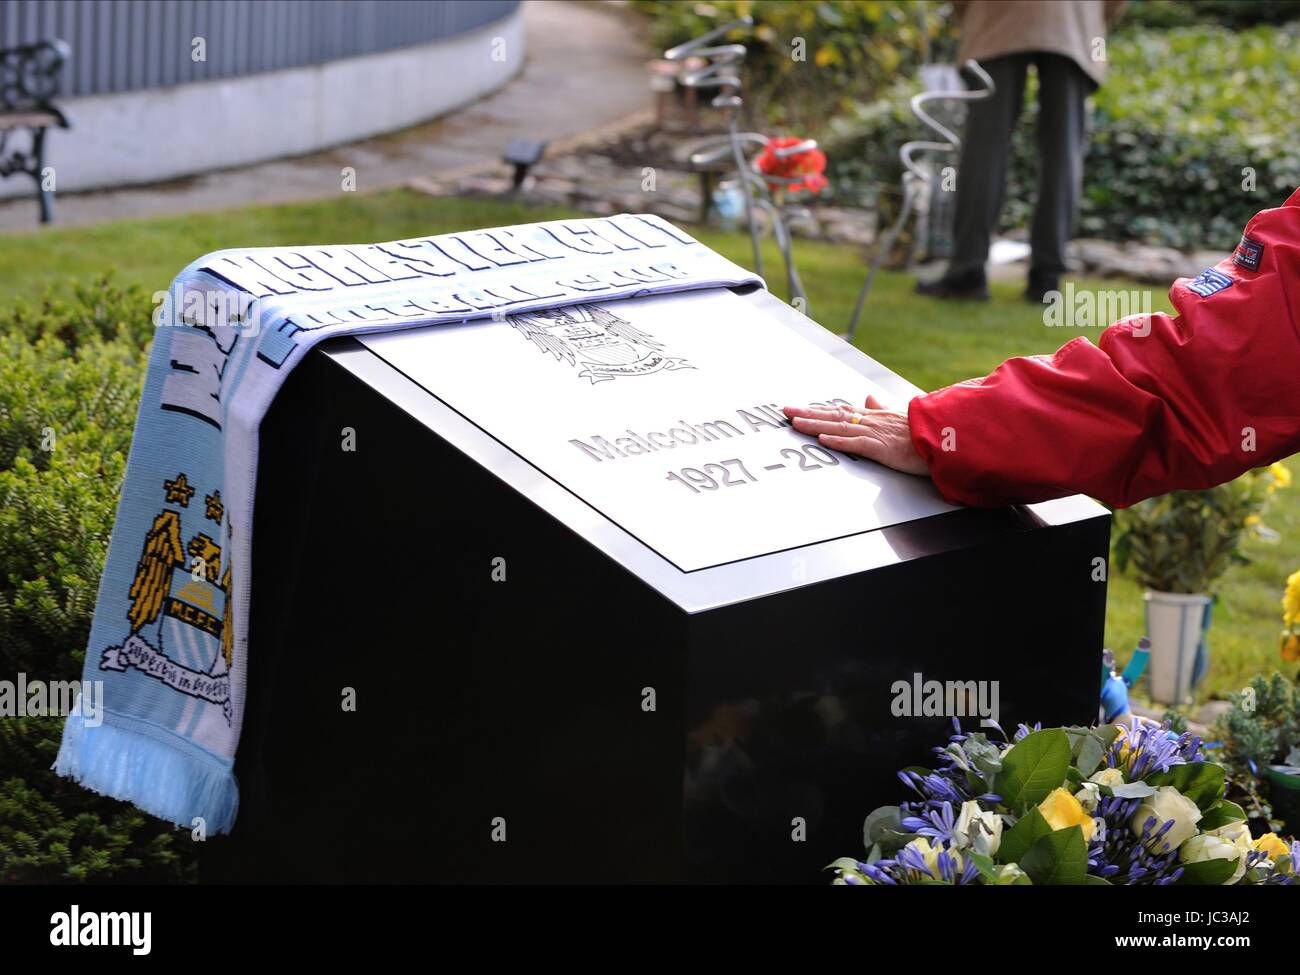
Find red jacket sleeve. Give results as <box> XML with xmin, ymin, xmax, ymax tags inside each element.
<box><xmin>908</xmin><ymin>190</ymin><xmax>1300</xmax><ymax>508</ymax></box>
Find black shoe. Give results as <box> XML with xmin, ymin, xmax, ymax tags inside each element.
<box><xmin>914</xmin><ymin>273</ymin><xmax>989</xmax><ymax>301</ymax></box>
<box><xmin>1025</xmin><ymin>274</ymin><xmax>1061</xmax><ymax>304</ymax></box>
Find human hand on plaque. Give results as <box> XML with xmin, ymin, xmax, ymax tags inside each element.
<box><xmin>782</xmin><ymin>395</ymin><xmax>930</xmax><ymax>477</ymax></box>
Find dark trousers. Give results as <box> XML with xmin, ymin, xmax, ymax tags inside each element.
<box><xmin>947</xmin><ymin>52</ymin><xmax>1092</xmax><ymax>284</ymax></box>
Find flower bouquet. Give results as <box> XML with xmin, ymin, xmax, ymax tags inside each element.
<box><xmin>832</xmin><ymin>720</ymin><xmax>1299</xmax><ymax>885</ymax></box>
<box><xmin>753</xmin><ymin>136</ymin><xmax>828</xmax><ymax>196</ymax></box>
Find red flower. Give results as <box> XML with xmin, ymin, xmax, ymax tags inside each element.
<box><xmin>755</xmin><ymin>136</ymin><xmax>828</xmax><ymax>195</ymax></box>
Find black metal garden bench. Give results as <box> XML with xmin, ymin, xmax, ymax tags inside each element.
<box><xmin>0</xmin><ymin>39</ymin><xmax>71</xmax><ymax>224</ymax></box>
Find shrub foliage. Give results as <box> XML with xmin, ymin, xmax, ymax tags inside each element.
<box><xmin>0</xmin><ymin>275</ymin><xmax>195</xmax><ymax>882</ymax></box>
<box><xmin>632</xmin><ymin>0</ymin><xmax>951</xmax><ymax>133</ymax></box>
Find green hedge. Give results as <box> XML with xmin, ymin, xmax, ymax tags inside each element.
<box><xmin>827</xmin><ymin>23</ymin><xmax>1300</xmax><ymax>251</ymax></box>
<box><xmin>0</xmin><ymin>276</ymin><xmax>195</xmax><ymax>882</ymax></box>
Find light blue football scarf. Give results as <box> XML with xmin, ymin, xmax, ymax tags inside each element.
<box><xmin>55</xmin><ymin>214</ymin><xmax>761</xmax><ymax>833</ymax></box>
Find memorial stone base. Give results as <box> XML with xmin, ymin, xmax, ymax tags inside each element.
<box><xmin>201</xmin><ymin>286</ymin><xmax>1109</xmax><ymax>883</ymax></box>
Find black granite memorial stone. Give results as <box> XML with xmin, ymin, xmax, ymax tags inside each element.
<box><xmin>203</xmin><ymin>286</ymin><xmax>1110</xmax><ymax>884</ymax></box>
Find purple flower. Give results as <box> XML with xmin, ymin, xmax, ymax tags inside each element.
<box><xmin>1106</xmin><ymin>720</ymin><xmax>1207</xmax><ymax>779</ymax></box>
<box><xmin>1086</xmin><ymin>794</ymin><xmax>1185</xmax><ymax>885</ymax></box>
<box><xmin>901</xmin><ymin>801</ymin><xmax>959</xmax><ymax>845</ymax></box>
<box><xmin>1014</xmin><ymin>722</ymin><xmax>1042</xmax><ymax>742</ymax></box>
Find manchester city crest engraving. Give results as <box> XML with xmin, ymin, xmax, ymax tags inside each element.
<box><xmin>506</xmin><ymin>302</ymin><xmax>693</xmax><ymax>382</ymax></box>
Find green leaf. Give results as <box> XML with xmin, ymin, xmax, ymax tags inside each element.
<box><xmin>997</xmin><ymin>807</ymin><xmax>1052</xmax><ymax>864</ymax></box>
<box><xmin>1094</xmin><ymin>725</ymin><xmax>1123</xmax><ymax>750</ymax></box>
<box><xmin>1176</xmin><ymin>856</ymin><xmax>1239</xmax><ymax>885</ymax></box>
<box><xmin>1066</xmin><ymin>727</ymin><xmax>1110</xmax><ymax>777</ymax></box>
<box><xmin>863</xmin><ymin>805</ymin><xmax>901</xmax><ymax>848</ymax></box>
<box><xmin>1198</xmin><ymin>800</ymin><xmax>1247</xmax><ymax>831</ymax></box>
<box><xmin>1146</xmin><ymin>762</ymin><xmax>1226</xmax><ymax>810</ymax></box>
<box><xmin>1075</xmin><ymin>739</ymin><xmax>1105</xmax><ymax>777</ymax></box>
<box><xmin>967</xmin><ymin>852</ymin><xmax>996</xmax><ymax>882</ymax></box>
<box><xmin>995</xmin><ymin>729</ymin><xmax>1072</xmax><ymax>812</ymax></box>
<box><xmin>967</xmin><ymin>736</ymin><xmax>1004</xmax><ymax>779</ymax></box>
<box><xmin>1020</xmin><ymin>826</ymin><xmax>1088</xmax><ymax>886</ymax></box>
<box><xmin>1083</xmin><ymin>874</ymin><xmax>1113</xmax><ymax>885</ymax></box>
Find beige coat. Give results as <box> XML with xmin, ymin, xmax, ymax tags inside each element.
<box><xmin>953</xmin><ymin>1</ymin><xmax>1127</xmax><ymax>87</ymax></box>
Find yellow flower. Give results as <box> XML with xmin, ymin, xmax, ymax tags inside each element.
<box><xmin>1253</xmin><ymin>832</ymin><xmax>1290</xmax><ymax>860</ymax></box>
<box><xmin>1113</xmin><ymin>722</ymin><xmax>1134</xmax><ymax>768</ymax></box>
<box><xmin>1245</xmin><ymin>514</ymin><xmax>1261</xmax><ymax>526</ymax></box>
<box><xmin>1038</xmin><ymin>787</ymin><xmax>1096</xmax><ymax>842</ymax></box>
<box><xmin>902</xmin><ymin>837</ymin><xmax>962</xmax><ymax>878</ymax></box>
<box><xmin>1268</xmin><ymin>462</ymin><xmax>1292</xmax><ymax>492</ymax></box>
<box><xmin>1284</xmin><ymin>569</ymin><xmax>1300</xmax><ymax>626</ymax></box>
<box><xmin>813</xmin><ymin>45</ymin><xmax>839</xmax><ymax>68</ymax></box>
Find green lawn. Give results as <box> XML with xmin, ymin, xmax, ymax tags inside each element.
<box><xmin>1</xmin><ymin>188</ymin><xmax>1295</xmax><ymax>701</ymax></box>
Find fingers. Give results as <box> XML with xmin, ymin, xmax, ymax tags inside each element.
<box><xmin>782</xmin><ymin>394</ymin><xmax>927</xmax><ymax>476</ymax></box>
<box><xmin>819</xmin><ymin>433</ymin><xmax>888</xmax><ymax>462</ymax></box>
<box><xmin>783</xmin><ymin>404</ymin><xmax>849</xmax><ymax>422</ymax></box>
<box><xmin>788</xmin><ymin>412</ymin><xmax>879</xmax><ymax>439</ymax></box>
<box><xmin>784</xmin><ymin>396</ymin><xmax>892</xmax><ymax>422</ymax></box>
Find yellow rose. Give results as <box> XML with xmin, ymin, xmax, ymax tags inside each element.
<box><xmin>1089</xmin><ymin>767</ymin><xmax>1126</xmax><ymax>789</ymax></box>
<box><xmin>1269</xmin><ymin>461</ymin><xmax>1292</xmax><ymax>491</ymax></box>
<box><xmin>1038</xmin><ymin>787</ymin><xmax>1096</xmax><ymax>842</ymax></box>
<box><xmin>1253</xmin><ymin>832</ymin><xmax>1290</xmax><ymax>860</ymax></box>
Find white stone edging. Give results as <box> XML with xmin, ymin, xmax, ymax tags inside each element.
<box><xmin>2</xmin><ymin>6</ymin><xmax>524</xmax><ymax>200</ymax></box>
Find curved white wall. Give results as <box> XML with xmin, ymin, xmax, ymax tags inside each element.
<box><xmin>3</xmin><ymin>6</ymin><xmax>524</xmax><ymax>199</ymax></box>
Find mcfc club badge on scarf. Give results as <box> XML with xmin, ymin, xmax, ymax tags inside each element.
<box><xmin>103</xmin><ymin>477</ymin><xmax>234</xmax><ymax>722</ymax></box>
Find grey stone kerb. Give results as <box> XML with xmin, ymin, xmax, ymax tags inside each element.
<box><xmin>0</xmin><ymin>0</ymin><xmax>524</xmax><ymax>199</ymax></box>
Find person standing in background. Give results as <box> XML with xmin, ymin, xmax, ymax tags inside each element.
<box><xmin>918</xmin><ymin>0</ymin><xmax>1127</xmax><ymax>303</ymax></box>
